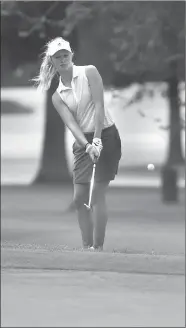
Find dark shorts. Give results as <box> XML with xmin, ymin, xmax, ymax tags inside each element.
<box><xmin>72</xmin><ymin>124</ymin><xmax>122</xmax><ymax>184</ymax></box>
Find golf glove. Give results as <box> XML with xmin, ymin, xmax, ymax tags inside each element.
<box><xmin>92</xmin><ymin>138</ymin><xmax>103</xmax><ymax>156</ymax></box>
<box><xmin>85</xmin><ymin>143</ymin><xmax>99</xmax><ymax>163</ymax></box>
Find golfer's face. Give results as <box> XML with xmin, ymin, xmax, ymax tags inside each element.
<box><xmin>52</xmin><ymin>50</ymin><xmax>72</xmax><ymax>71</ymax></box>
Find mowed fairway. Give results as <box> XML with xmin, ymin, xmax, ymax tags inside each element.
<box><xmin>1</xmin><ymin>185</ymin><xmax>185</xmax><ymax>327</ymax></box>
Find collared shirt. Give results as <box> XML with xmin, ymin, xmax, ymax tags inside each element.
<box><xmin>56</xmin><ymin>65</ymin><xmax>114</xmax><ymax>133</ymax></box>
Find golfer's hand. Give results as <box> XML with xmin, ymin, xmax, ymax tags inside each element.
<box><xmin>92</xmin><ymin>138</ymin><xmax>103</xmax><ymax>156</ymax></box>
<box><xmin>86</xmin><ymin>144</ymin><xmax>99</xmax><ymax>163</ymax></box>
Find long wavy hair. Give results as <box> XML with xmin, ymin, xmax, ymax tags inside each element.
<box><xmin>32</xmin><ymin>37</ymin><xmax>68</xmax><ymax>92</ymax></box>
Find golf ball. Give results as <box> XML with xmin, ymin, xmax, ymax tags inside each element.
<box><xmin>147</xmin><ymin>163</ymin><xmax>155</xmax><ymax>170</ymax></box>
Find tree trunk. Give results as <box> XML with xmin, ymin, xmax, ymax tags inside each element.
<box><xmin>161</xmin><ymin>61</ymin><xmax>184</xmax><ymax>202</ymax></box>
<box><xmin>166</xmin><ymin>77</ymin><xmax>184</xmax><ymax>166</ymax></box>
<box><xmin>34</xmin><ymin>76</ymin><xmax>72</xmax><ymax>185</ymax></box>
<box><xmin>161</xmin><ymin>165</ymin><xmax>178</xmax><ymax>202</ymax></box>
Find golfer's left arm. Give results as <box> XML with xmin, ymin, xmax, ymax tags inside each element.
<box><xmin>85</xmin><ymin>65</ymin><xmax>105</xmax><ymax>139</ymax></box>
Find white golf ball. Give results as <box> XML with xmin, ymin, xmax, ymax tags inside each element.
<box><xmin>147</xmin><ymin>163</ymin><xmax>155</xmax><ymax>170</ymax></box>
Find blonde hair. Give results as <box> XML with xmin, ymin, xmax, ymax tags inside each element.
<box><xmin>32</xmin><ymin>37</ymin><xmax>67</xmax><ymax>92</ymax></box>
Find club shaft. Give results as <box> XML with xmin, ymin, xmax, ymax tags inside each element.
<box><xmin>88</xmin><ymin>164</ymin><xmax>96</xmax><ymax>207</ymax></box>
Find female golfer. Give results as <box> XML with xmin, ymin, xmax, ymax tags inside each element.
<box><xmin>33</xmin><ymin>37</ymin><xmax>121</xmax><ymax>251</ymax></box>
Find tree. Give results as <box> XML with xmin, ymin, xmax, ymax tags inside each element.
<box><xmin>62</xmin><ymin>1</ymin><xmax>185</xmax><ymax>201</ymax></box>
<box><xmin>35</xmin><ymin>75</ymin><xmax>71</xmax><ymax>184</ymax></box>
<box><xmin>1</xmin><ymin>1</ymin><xmax>73</xmax><ymax>184</ymax></box>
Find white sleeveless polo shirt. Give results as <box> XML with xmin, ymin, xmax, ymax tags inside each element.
<box><xmin>56</xmin><ymin>65</ymin><xmax>114</xmax><ymax>133</ymax></box>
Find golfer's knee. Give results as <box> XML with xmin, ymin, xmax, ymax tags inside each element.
<box><xmin>92</xmin><ymin>194</ymin><xmax>105</xmax><ymax>206</ymax></box>
<box><xmin>92</xmin><ymin>181</ymin><xmax>109</xmax><ymax>205</ymax></box>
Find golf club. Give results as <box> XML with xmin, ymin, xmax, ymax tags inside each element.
<box><xmin>84</xmin><ymin>163</ymin><xmax>96</xmax><ymax>210</ymax></box>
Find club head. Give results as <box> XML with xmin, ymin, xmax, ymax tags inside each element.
<box><xmin>84</xmin><ymin>203</ymin><xmax>92</xmax><ymax>210</ymax></box>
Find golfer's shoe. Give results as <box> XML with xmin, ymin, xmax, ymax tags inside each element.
<box><xmin>88</xmin><ymin>246</ymin><xmax>103</xmax><ymax>252</ymax></box>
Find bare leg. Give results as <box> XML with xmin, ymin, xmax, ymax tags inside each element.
<box><xmin>74</xmin><ymin>183</ymin><xmax>93</xmax><ymax>248</ymax></box>
<box><xmin>77</xmin><ymin>205</ymin><xmax>93</xmax><ymax>248</ymax></box>
<box><xmin>92</xmin><ymin>181</ymin><xmax>110</xmax><ymax>249</ymax></box>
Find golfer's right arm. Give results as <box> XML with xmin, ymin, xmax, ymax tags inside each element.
<box><xmin>52</xmin><ymin>92</ymin><xmax>89</xmax><ymax>148</ymax></box>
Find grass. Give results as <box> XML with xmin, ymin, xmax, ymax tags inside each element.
<box><xmin>1</xmin><ymin>185</ymin><xmax>185</xmax><ymax>275</ymax></box>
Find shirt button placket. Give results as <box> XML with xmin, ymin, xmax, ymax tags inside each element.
<box><xmin>71</xmin><ymin>80</ymin><xmax>78</xmax><ymax>105</ymax></box>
